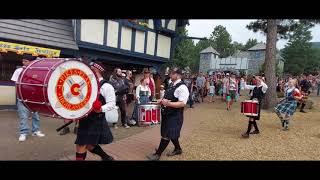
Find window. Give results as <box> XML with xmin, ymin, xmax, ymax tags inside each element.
<box><xmin>201</xmin><ymin>53</ymin><xmax>210</xmax><ymax>60</ymax></box>
<box><xmin>255</xmin><ymin>51</ymin><xmax>261</xmax><ymax>59</ymax></box>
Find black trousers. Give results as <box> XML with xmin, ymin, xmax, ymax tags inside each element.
<box><xmin>116</xmin><ymin>96</ymin><xmax>127</xmax><ymax>126</ymax></box>
<box><xmin>188</xmin><ymin>93</ymin><xmax>193</xmax><ymax>107</ymax></box>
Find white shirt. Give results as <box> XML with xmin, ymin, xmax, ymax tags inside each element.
<box><xmin>228</xmin><ymin>78</ymin><xmax>237</xmax><ymax>91</ymax></box>
<box><xmin>99</xmin><ymin>77</ymin><xmax>117</xmax><ymax>112</ymax></box>
<box><xmin>136</xmin><ymin>85</ymin><xmax>151</xmax><ymax>98</ymax></box>
<box><xmin>244</xmin><ymin>81</ymin><xmax>268</xmax><ymax>94</ymax></box>
<box><xmin>11</xmin><ymin>68</ymin><xmax>23</xmax><ymax>82</ymax></box>
<box><xmin>209</xmin><ymin>85</ymin><xmax>215</xmax><ymax>93</ymax></box>
<box><xmin>160</xmin><ymin>90</ymin><xmax>165</xmax><ymax>99</ymax></box>
<box><xmin>171</xmin><ymin>79</ymin><xmax>190</xmax><ymax>105</ymax></box>
<box><xmin>196</xmin><ymin>76</ymin><xmax>205</xmax><ymax>87</ymax></box>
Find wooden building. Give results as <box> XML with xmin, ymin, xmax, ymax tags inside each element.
<box><xmin>0</xmin><ymin>19</ymin><xmax>188</xmax><ymax>108</ymax></box>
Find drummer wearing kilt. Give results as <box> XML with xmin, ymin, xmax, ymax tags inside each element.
<box><xmin>274</xmin><ymin>79</ymin><xmax>302</xmax><ymax>131</ymax></box>
<box><xmin>147</xmin><ymin>68</ymin><xmax>189</xmax><ymax>161</ymax></box>
<box><xmin>75</xmin><ymin>62</ymin><xmax>114</xmax><ymax>161</ymax></box>
<box><xmin>242</xmin><ymin>76</ymin><xmax>268</xmax><ymax>138</ymax></box>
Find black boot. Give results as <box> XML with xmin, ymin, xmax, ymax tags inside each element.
<box><xmin>242</xmin><ymin>121</ymin><xmax>252</xmax><ymax>138</ymax></box>
<box><xmin>250</xmin><ymin>121</ymin><xmax>260</xmax><ymax>134</ymax></box>
<box><xmin>300</xmin><ymin>103</ymin><xmax>307</xmax><ymax>113</ymax></box>
<box><xmin>282</xmin><ymin>120</ymin><xmax>289</xmax><ymax>131</ymax></box>
<box><xmin>147</xmin><ymin>138</ymin><xmax>170</xmax><ymax>161</ymax></box>
<box><xmin>281</xmin><ymin>120</ymin><xmax>285</xmax><ymax>128</ymax></box>
<box><xmin>89</xmin><ymin>145</ymin><xmax>114</xmax><ymax>161</ymax></box>
<box><xmin>167</xmin><ymin>139</ymin><xmax>183</xmax><ymax>156</ymax></box>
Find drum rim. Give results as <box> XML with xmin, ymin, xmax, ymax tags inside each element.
<box><xmin>243</xmin><ymin>100</ymin><xmax>259</xmax><ymax>103</ymax></box>
<box><xmin>138</xmin><ymin>104</ymin><xmax>161</xmax><ymax>108</ymax></box>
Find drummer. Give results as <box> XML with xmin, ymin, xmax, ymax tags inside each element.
<box><xmin>11</xmin><ymin>57</ymin><xmax>45</xmax><ymax>142</ymax></box>
<box><xmin>74</xmin><ymin>61</ymin><xmax>115</xmax><ymax>161</ymax></box>
<box><xmin>147</xmin><ymin>68</ymin><xmax>189</xmax><ymax>161</ymax></box>
<box><xmin>241</xmin><ymin>76</ymin><xmax>268</xmax><ymax>138</ymax></box>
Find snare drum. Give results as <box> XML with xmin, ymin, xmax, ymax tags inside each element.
<box><xmin>137</xmin><ymin>104</ymin><xmax>161</xmax><ymax>125</ymax></box>
<box><xmin>241</xmin><ymin>100</ymin><xmax>259</xmax><ymax>117</ymax></box>
<box><xmin>16</xmin><ymin>58</ymin><xmax>99</xmax><ymax>120</ymax></box>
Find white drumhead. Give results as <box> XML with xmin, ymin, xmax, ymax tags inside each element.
<box><xmin>47</xmin><ymin>60</ymin><xmax>98</xmax><ymax>119</ymax></box>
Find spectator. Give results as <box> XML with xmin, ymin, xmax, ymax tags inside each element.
<box><xmin>143</xmin><ymin>69</ymin><xmax>156</xmax><ymax>101</ymax></box>
<box><xmin>11</xmin><ymin>58</ymin><xmax>45</xmax><ymax>142</ymax></box>
<box><xmin>183</xmin><ymin>76</ymin><xmax>194</xmax><ymax>108</ymax></box>
<box><xmin>126</xmin><ymin>70</ymin><xmax>134</xmax><ymax>105</ymax></box>
<box><xmin>208</xmin><ymin>78</ymin><xmax>215</xmax><ymax>103</ymax></box>
<box><xmin>130</xmin><ymin>78</ymin><xmax>151</xmax><ymax>126</ymax></box>
<box><xmin>298</xmin><ymin>74</ymin><xmax>312</xmax><ymax>113</ymax></box>
<box><xmin>222</xmin><ymin>73</ymin><xmax>230</xmax><ymax>101</ymax></box>
<box><xmin>316</xmin><ymin>75</ymin><xmax>320</xmax><ymax>96</ymax></box>
<box><xmin>109</xmin><ymin>68</ymin><xmax>130</xmax><ymax>128</ymax></box>
<box><xmin>226</xmin><ymin>74</ymin><xmax>238</xmax><ymax>110</ymax></box>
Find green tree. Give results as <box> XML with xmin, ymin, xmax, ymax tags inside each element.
<box><xmin>247</xmin><ymin>19</ymin><xmax>320</xmax><ymax>109</ymax></box>
<box><xmin>282</xmin><ymin>23</ymin><xmax>314</xmax><ymax>76</ymax></box>
<box><xmin>209</xmin><ymin>25</ymin><xmax>234</xmax><ymax>58</ymax></box>
<box><xmin>244</xmin><ymin>38</ymin><xmax>258</xmax><ymax>50</ymax></box>
<box><xmin>172</xmin><ymin>27</ymin><xmax>196</xmax><ymax>69</ymax></box>
<box><xmin>232</xmin><ymin>41</ymin><xmax>245</xmax><ymax>51</ymax></box>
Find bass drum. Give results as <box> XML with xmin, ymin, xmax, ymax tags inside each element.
<box><xmin>16</xmin><ymin>58</ymin><xmax>99</xmax><ymax>120</ymax></box>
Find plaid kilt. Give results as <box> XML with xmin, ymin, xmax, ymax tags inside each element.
<box><xmin>274</xmin><ymin>100</ymin><xmax>297</xmax><ymax>117</ymax></box>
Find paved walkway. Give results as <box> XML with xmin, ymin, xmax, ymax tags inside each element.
<box><xmin>60</xmin><ymin>106</ymin><xmax>198</xmax><ymax>160</ymax></box>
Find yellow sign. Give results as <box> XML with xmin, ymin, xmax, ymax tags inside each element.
<box><xmin>0</xmin><ymin>41</ymin><xmax>60</xmax><ymax>58</ymax></box>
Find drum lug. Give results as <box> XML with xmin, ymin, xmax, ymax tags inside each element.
<box><xmin>44</xmin><ymin>84</ymin><xmax>48</xmax><ymax>87</ymax></box>
<box><xmin>51</xmin><ymin>67</ymin><xmax>56</xmax><ymax>71</ymax></box>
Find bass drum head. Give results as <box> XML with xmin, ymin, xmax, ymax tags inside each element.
<box><xmin>47</xmin><ymin>60</ymin><xmax>98</xmax><ymax>120</ymax></box>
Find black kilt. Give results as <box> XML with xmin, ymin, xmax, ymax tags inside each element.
<box><xmin>75</xmin><ymin>112</ymin><xmax>113</xmax><ymax>145</ymax></box>
<box><xmin>161</xmin><ymin>110</ymin><xmax>184</xmax><ymax>139</ymax></box>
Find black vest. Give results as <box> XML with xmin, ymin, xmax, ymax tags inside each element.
<box><xmin>162</xmin><ymin>80</ymin><xmax>185</xmax><ymax>116</ymax></box>
<box><xmin>251</xmin><ymin>86</ymin><xmax>264</xmax><ymax>102</ymax></box>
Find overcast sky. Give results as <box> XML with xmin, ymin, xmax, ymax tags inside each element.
<box><xmin>186</xmin><ymin>19</ymin><xmax>320</xmax><ymax>49</ymax></box>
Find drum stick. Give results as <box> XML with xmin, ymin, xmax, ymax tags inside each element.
<box><xmin>56</xmin><ymin>120</ymin><xmax>74</xmax><ymax>132</ymax></box>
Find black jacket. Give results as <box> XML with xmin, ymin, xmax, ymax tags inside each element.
<box><xmin>109</xmin><ymin>76</ymin><xmax>129</xmax><ymax>96</ymax></box>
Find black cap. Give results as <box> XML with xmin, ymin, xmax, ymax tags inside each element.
<box><xmin>172</xmin><ymin>67</ymin><xmax>183</xmax><ymax>75</ymax></box>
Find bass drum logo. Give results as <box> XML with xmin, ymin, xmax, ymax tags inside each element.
<box><xmin>55</xmin><ymin>68</ymin><xmax>92</xmax><ymax>111</ymax></box>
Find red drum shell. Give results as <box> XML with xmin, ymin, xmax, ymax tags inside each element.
<box><xmin>241</xmin><ymin>100</ymin><xmax>259</xmax><ymax>117</ymax></box>
<box><xmin>138</xmin><ymin>104</ymin><xmax>161</xmax><ymax>125</ymax></box>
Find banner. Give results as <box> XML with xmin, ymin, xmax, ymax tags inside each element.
<box><xmin>0</xmin><ymin>41</ymin><xmax>60</xmax><ymax>58</ymax></box>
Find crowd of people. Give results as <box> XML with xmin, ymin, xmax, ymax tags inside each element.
<box><xmin>175</xmin><ymin>71</ymin><xmax>247</xmax><ymax>110</ymax></box>
<box><xmin>10</xmin><ymin>57</ymin><xmax>320</xmax><ymax>161</ymax></box>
